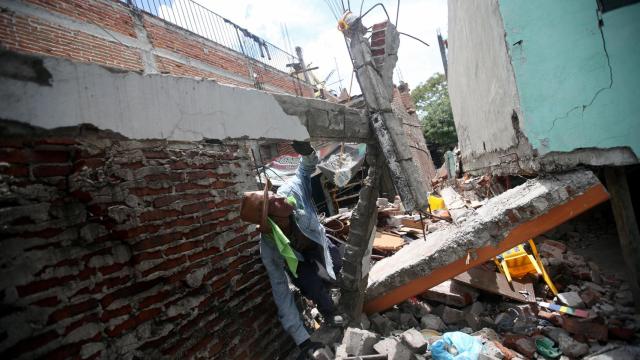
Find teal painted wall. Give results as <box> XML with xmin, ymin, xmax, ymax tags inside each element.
<box><xmin>498</xmin><ymin>0</ymin><xmax>640</xmax><ymax>157</ymax></box>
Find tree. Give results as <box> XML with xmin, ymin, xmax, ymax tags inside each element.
<box><xmin>411</xmin><ymin>73</ymin><xmax>458</xmax><ymax>166</ymax></box>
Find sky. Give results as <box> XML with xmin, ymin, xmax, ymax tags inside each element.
<box><xmin>154</xmin><ymin>0</ymin><xmax>448</xmax><ymax>95</ymax></box>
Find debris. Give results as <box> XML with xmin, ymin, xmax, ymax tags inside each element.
<box><xmin>365</xmin><ymin>170</ymin><xmax>607</xmax><ymax>313</ymax></box>
<box><xmin>342</xmin><ymin>327</ymin><xmax>379</xmax><ymax>356</ymax></box>
<box><xmin>478</xmin><ymin>341</ymin><xmax>505</xmax><ymax>360</ymax></box>
<box><xmin>373</xmin><ymin>232</ymin><xmax>405</xmax><ymax>253</ymax></box>
<box><xmin>537</xmin><ymin>301</ymin><xmax>590</xmax><ymax>318</ymax></box>
<box><xmin>439</xmin><ymin>187</ymin><xmax>472</xmax><ymax>223</ymax></box>
<box><xmin>454</xmin><ymin>267</ymin><xmax>535</xmax><ymax>303</ymax></box>
<box><xmin>535</xmin><ymin>336</ymin><xmax>561</xmax><ymax>359</ymax></box>
<box><xmin>420</xmin><ymin>314</ymin><xmax>446</xmax><ymax>331</ymax></box>
<box><xmin>557</xmin><ymin>291</ymin><xmax>585</xmax><ymax>308</ymax></box>
<box><xmin>311</xmin><ymin>346</ymin><xmax>335</xmax><ymax>360</ymax></box>
<box><xmin>399</xmin><ymin>313</ymin><xmax>420</xmax><ymax>330</ymax></box>
<box><xmin>561</xmin><ymin>317</ymin><xmax>608</xmax><ymax>341</ymax></box>
<box><xmin>543</xmin><ymin>326</ymin><xmax>589</xmax><ymax>358</ymax></box>
<box><xmin>436</xmin><ymin>305</ymin><xmax>465</xmax><ymax>325</ymax></box>
<box><xmin>503</xmin><ymin>334</ymin><xmax>536</xmax><ymax>358</ymax></box>
<box><xmin>372</xmin><ymin>337</ymin><xmax>412</xmax><ymax>360</ymax></box>
<box><xmin>584</xmin><ymin>345</ymin><xmax>640</xmax><ymax>360</ymax></box>
<box><xmin>431</xmin><ymin>332</ymin><xmax>482</xmax><ymax>360</ymax></box>
<box><xmin>399</xmin><ymin>328</ymin><xmax>429</xmax><ymax>353</ymax></box>
<box><xmin>421</xmin><ymin>280</ymin><xmax>479</xmax><ymax>308</ymax></box>
<box><xmin>370</xmin><ymin>313</ymin><xmax>396</xmax><ymax>336</ymax></box>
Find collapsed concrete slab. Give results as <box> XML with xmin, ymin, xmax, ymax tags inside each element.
<box><xmin>364</xmin><ymin>170</ymin><xmax>609</xmax><ymax>313</ymax></box>
<box><xmin>0</xmin><ymin>50</ymin><xmax>370</xmax><ymax>143</ymax></box>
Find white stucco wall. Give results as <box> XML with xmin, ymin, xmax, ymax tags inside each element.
<box><xmin>448</xmin><ymin>0</ymin><xmax>528</xmax><ymax>173</ymax></box>
<box><xmin>0</xmin><ymin>52</ymin><xmax>369</xmax><ymax>143</ymax></box>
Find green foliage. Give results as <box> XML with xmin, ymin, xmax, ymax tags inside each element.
<box><xmin>411</xmin><ymin>73</ymin><xmax>458</xmax><ymax>148</ymax></box>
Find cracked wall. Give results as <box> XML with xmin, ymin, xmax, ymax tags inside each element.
<box><xmin>448</xmin><ymin>0</ymin><xmax>639</xmax><ymax>175</ymax></box>
<box><xmin>499</xmin><ymin>0</ymin><xmax>640</xmax><ymax>159</ymax></box>
<box><xmin>0</xmin><ymin>51</ymin><xmax>370</xmax><ymax>144</ymax></box>
<box><xmin>0</xmin><ymin>125</ymin><xmax>292</xmax><ymax>359</ymax></box>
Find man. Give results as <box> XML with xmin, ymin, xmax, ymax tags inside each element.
<box><xmin>258</xmin><ymin>141</ymin><xmax>343</xmax><ymax>357</ymax></box>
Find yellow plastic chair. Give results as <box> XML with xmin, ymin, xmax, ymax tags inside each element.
<box><xmin>494</xmin><ymin>239</ymin><xmax>558</xmax><ymax>296</ymax></box>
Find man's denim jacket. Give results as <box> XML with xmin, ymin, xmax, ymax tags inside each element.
<box><xmin>259</xmin><ymin>152</ymin><xmax>334</xmax><ymax>345</ymax></box>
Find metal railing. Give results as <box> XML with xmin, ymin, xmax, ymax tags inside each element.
<box><xmin>125</xmin><ymin>0</ymin><xmax>299</xmax><ymax>74</ymax></box>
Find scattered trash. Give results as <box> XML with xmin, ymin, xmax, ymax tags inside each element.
<box><xmin>535</xmin><ymin>336</ymin><xmax>561</xmax><ymax>358</ymax></box>
<box><xmin>430</xmin><ymin>332</ymin><xmax>482</xmax><ymax>360</ymax></box>
<box><xmin>537</xmin><ymin>301</ymin><xmax>590</xmax><ymax>318</ymax></box>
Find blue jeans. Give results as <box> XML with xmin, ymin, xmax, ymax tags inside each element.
<box><xmin>289</xmin><ymin>240</ymin><xmax>342</xmax><ymax>318</ymax></box>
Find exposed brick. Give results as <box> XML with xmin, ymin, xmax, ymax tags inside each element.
<box><xmin>32</xmin><ymin>164</ymin><xmax>73</xmax><ymax>177</ymax></box>
<box><xmin>16</xmin><ymin>274</ymin><xmax>75</xmax><ymax>297</ymax></box>
<box><xmin>1</xmin><ymin>330</ymin><xmax>58</xmax><ymax>358</ymax></box>
<box><xmin>100</xmin><ymin>304</ymin><xmax>133</xmax><ymax>322</ymax></box>
<box><xmin>106</xmin><ymin>307</ymin><xmax>161</xmax><ymax>337</ymax></box>
<box><xmin>48</xmin><ymin>298</ymin><xmax>99</xmax><ymax>324</ymax></box>
<box><xmin>139</xmin><ymin>209</ymin><xmax>181</xmax><ymax>223</ymax></box>
<box><xmin>0</xmin><ymin>0</ymin><xmax>303</xmax><ymax>354</ymax></box>
<box><xmin>141</xmin><ymin>255</ymin><xmax>188</xmax><ymax>277</ymax></box>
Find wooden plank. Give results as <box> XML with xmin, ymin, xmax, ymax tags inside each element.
<box><xmin>373</xmin><ymin>232</ymin><xmax>405</xmax><ymax>252</ymax></box>
<box><xmin>605</xmin><ymin>167</ymin><xmax>640</xmax><ymax>311</ymax></box>
<box><xmin>454</xmin><ymin>267</ymin><xmax>535</xmax><ymax>303</ymax></box>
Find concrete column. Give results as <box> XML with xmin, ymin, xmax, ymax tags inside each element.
<box><xmin>339</xmin><ymin>144</ymin><xmax>383</xmax><ymax>322</ymax></box>
<box><xmin>605</xmin><ymin>166</ymin><xmax>640</xmax><ymax>311</ymax></box>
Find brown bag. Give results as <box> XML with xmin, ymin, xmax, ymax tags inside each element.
<box><xmin>240</xmin><ymin>180</ymin><xmax>270</xmax><ymax>229</ymax></box>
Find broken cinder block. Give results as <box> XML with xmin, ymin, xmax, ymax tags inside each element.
<box><xmin>420</xmin><ymin>279</ymin><xmax>478</xmax><ymax>308</ymax></box>
<box><xmin>373</xmin><ymin>337</ymin><xmax>413</xmax><ymax>360</ymax></box>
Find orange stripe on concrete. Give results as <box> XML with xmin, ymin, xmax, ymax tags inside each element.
<box><xmin>363</xmin><ymin>184</ymin><xmax>609</xmax><ymax>314</ymax></box>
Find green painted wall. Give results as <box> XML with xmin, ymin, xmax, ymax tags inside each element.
<box><xmin>498</xmin><ymin>0</ymin><xmax>640</xmax><ymax>157</ymax></box>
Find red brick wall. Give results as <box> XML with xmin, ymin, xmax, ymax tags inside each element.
<box><xmin>25</xmin><ymin>0</ymin><xmax>137</xmax><ymax>37</ymax></box>
<box><xmin>0</xmin><ymin>0</ymin><xmax>313</xmax><ymax>96</ymax></box>
<box><xmin>0</xmin><ymin>131</ymin><xmax>293</xmax><ymax>359</ymax></box>
<box><xmin>0</xmin><ymin>10</ymin><xmax>143</xmax><ymax>71</ymax></box>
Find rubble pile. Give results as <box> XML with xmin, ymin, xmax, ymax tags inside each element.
<box><xmin>304</xmin><ymin>172</ymin><xmax>640</xmax><ymax>359</ymax></box>
<box><xmin>301</xmin><ymin>248</ymin><xmax>639</xmax><ymax>359</ymax></box>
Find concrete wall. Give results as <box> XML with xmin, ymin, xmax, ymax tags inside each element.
<box><xmin>0</xmin><ymin>0</ymin><xmax>313</xmax><ymax>96</ymax></box>
<box><xmin>448</xmin><ymin>0</ymin><xmax>532</xmax><ymax>175</ymax></box>
<box><xmin>499</xmin><ymin>0</ymin><xmax>640</xmax><ymax>162</ymax></box>
<box><xmin>448</xmin><ymin>0</ymin><xmax>639</xmax><ymax>174</ymax></box>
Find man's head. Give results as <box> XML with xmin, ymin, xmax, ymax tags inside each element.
<box><xmin>260</xmin><ymin>192</ymin><xmax>294</xmax><ymax>234</ymax></box>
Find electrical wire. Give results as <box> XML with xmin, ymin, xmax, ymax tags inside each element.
<box><xmin>359</xmin><ymin>0</ymin><xmax>367</xmax><ymax>17</ymax></box>
<box><xmin>398</xmin><ymin>32</ymin><xmax>430</xmax><ymax>47</ymax></box>
<box><xmin>361</xmin><ymin>3</ymin><xmax>390</xmax><ymax>22</ymax></box>
<box><xmin>396</xmin><ymin>0</ymin><xmax>400</xmax><ymax>27</ymax></box>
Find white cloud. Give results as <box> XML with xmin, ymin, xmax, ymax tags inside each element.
<box><xmin>155</xmin><ymin>0</ymin><xmax>447</xmax><ymax>94</ymax></box>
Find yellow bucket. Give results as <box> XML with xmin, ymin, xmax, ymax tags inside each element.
<box><xmin>429</xmin><ymin>194</ymin><xmax>446</xmax><ymax>211</ymax></box>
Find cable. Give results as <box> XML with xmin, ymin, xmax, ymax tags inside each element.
<box><xmin>396</xmin><ymin>0</ymin><xmax>400</xmax><ymax>27</ymax></box>
<box><xmin>398</xmin><ymin>32</ymin><xmax>430</xmax><ymax>47</ymax></box>
<box><xmin>359</xmin><ymin>0</ymin><xmax>367</xmax><ymax>17</ymax></box>
<box><xmin>361</xmin><ymin>3</ymin><xmax>390</xmax><ymax>22</ymax></box>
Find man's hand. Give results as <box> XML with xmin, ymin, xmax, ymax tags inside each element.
<box><xmin>292</xmin><ymin>141</ymin><xmax>314</xmax><ymax>156</ymax></box>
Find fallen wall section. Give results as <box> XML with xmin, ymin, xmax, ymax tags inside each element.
<box><xmin>0</xmin><ymin>51</ymin><xmax>370</xmax><ymax>143</ymax></box>
<box><xmin>365</xmin><ymin>170</ymin><xmax>609</xmax><ymax>313</ymax></box>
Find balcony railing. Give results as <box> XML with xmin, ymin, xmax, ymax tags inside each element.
<box><xmin>125</xmin><ymin>0</ymin><xmax>299</xmax><ymax>74</ymax></box>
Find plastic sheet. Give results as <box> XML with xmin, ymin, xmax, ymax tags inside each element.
<box><xmin>431</xmin><ymin>332</ymin><xmax>482</xmax><ymax>360</ymax></box>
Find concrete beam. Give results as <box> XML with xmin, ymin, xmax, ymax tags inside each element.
<box><xmin>364</xmin><ymin>170</ymin><xmax>609</xmax><ymax>314</ymax></box>
<box><xmin>0</xmin><ymin>50</ymin><xmax>370</xmax><ymax>143</ymax></box>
